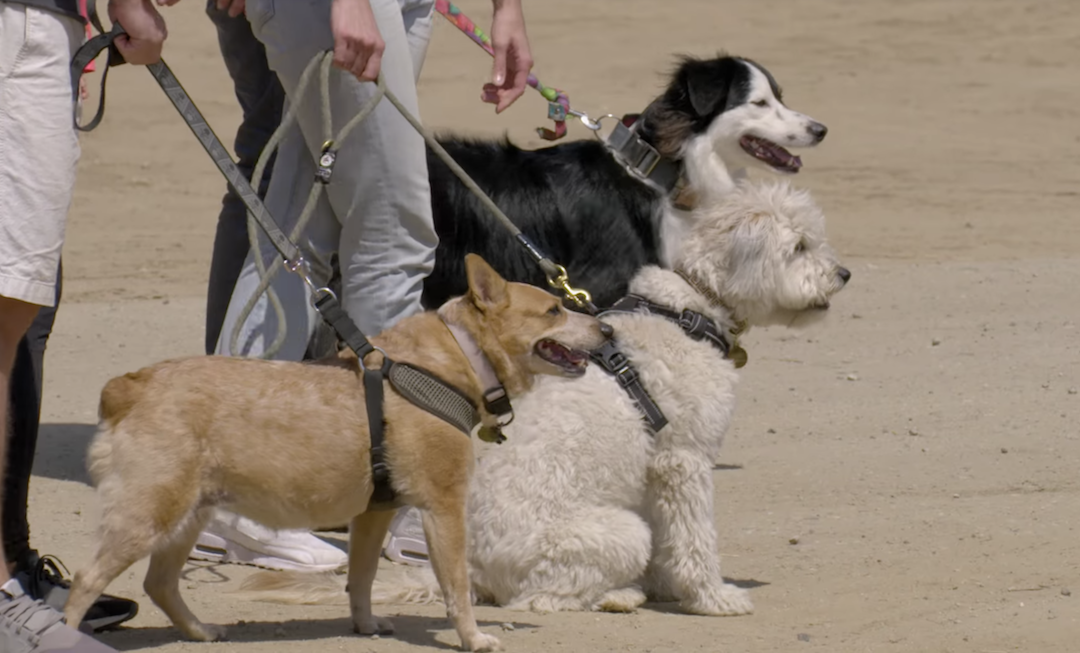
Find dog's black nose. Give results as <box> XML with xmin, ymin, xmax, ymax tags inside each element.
<box><xmin>808</xmin><ymin>122</ymin><xmax>828</xmax><ymax>142</ymax></box>
<box><xmin>837</xmin><ymin>267</ymin><xmax>851</xmax><ymax>284</ymax></box>
<box><xmin>600</xmin><ymin>322</ymin><xmax>614</xmax><ymax>338</ymax></box>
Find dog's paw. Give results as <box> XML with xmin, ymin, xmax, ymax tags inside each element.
<box><xmin>353</xmin><ymin>615</ymin><xmax>395</xmax><ymax>636</ymax></box>
<box><xmin>463</xmin><ymin>631</ymin><xmax>502</xmax><ymax>652</ymax></box>
<box><xmin>181</xmin><ymin>622</ymin><xmax>228</xmax><ymax>642</ymax></box>
<box><xmin>597</xmin><ymin>586</ymin><xmax>647</xmax><ymax>613</ymax></box>
<box><xmin>683</xmin><ymin>583</ymin><xmax>754</xmax><ymax>616</ymax></box>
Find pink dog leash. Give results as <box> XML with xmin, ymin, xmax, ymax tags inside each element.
<box><xmin>435</xmin><ymin>0</ymin><xmax>571</xmax><ymax>140</ymax></box>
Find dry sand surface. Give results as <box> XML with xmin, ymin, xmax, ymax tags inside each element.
<box><xmin>27</xmin><ymin>0</ymin><xmax>1080</xmax><ymax>651</ymax></box>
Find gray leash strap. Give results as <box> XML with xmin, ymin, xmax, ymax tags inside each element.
<box><xmin>144</xmin><ymin>60</ymin><xmax>303</xmax><ymax>264</ymax></box>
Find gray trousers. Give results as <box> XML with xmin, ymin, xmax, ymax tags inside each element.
<box><xmin>217</xmin><ymin>0</ymin><xmax>437</xmax><ymax>358</ymax></box>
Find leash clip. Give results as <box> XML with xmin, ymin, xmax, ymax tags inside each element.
<box><xmin>546</xmin><ymin>264</ymin><xmax>592</xmax><ymax>309</ymax></box>
<box><xmin>578</xmin><ymin>112</ymin><xmax>618</xmax><ymax>135</ymax></box>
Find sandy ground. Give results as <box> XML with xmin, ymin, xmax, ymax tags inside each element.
<box><xmin>26</xmin><ymin>0</ymin><xmax>1080</xmax><ymax>651</ymax></box>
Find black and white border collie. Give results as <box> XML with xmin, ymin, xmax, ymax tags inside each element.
<box><xmin>421</xmin><ymin>54</ymin><xmax>827</xmax><ymax>310</ymax></box>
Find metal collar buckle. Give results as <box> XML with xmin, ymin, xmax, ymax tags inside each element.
<box><xmin>606</xmin><ymin>121</ymin><xmax>662</xmax><ymax>180</ymax></box>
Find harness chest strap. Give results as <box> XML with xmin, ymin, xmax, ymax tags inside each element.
<box><xmin>593</xmin><ymin>293</ymin><xmax>746</xmax><ymax>433</ymax></box>
<box><xmin>589</xmin><ymin>340</ymin><xmax>669</xmax><ymax>433</ymax></box>
<box><xmin>316</xmin><ymin>297</ymin><xmax>488</xmax><ymax>511</ymax></box>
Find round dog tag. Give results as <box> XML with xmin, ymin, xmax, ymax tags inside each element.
<box><xmin>728</xmin><ymin>345</ymin><xmax>748</xmax><ymax>369</ymax></box>
<box><xmin>478</xmin><ymin>425</ymin><xmax>507</xmax><ymax>444</ymax></box>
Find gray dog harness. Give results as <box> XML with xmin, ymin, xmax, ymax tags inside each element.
<box><xmin>592</xmin><ymin>295</ymin><xmax>742</xmax><ymax>434</ymax></box>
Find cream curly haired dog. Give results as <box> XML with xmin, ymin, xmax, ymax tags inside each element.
<box><xmin>459</xmin><ymin>179</ymin><xmax>850</xmax><ymax>615</ymax></box>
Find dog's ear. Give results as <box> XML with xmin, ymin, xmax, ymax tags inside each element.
<box><xmin>465</xmin><ymin>254</ymin><xmax>508</xmax><ymax>310</ymax></box>
<box><xmin>685</xmin><ymin>59</ymin><xmax>735</xmax><ymax>118</ymax></box>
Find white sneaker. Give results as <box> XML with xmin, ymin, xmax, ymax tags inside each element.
<box><xmin>382</xmin><ymin>507</ymin><xmax>430</xmax><ymax>567</ymax></box>
<box><xmin>189</xmin><ymin>510</ymin><xmax>348</xmax><ymax>572</ymax></box>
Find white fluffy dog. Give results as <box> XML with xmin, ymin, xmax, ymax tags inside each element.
<box><xmin>461</xmin><ymin>179</ymin><xmax>849</xmax><ymax>615</ymax></box>
<box><xmin>234</xmin><ymin>180</ymin><xmax>849</xmax><ymax>617</ymax></box>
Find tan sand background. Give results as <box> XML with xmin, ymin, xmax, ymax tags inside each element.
<box><xmin>27</xmin><ymin>0</ymin><xmax>1080</xmax><ymax>651</ymax></box>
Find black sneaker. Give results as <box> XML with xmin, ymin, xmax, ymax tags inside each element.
<box><xmin>13</xmin><ymin>552</ymin><xmax>138</xmax><ymax>633</ymax></box>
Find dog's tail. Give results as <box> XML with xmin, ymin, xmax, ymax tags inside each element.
<box><xmin>372</xmin><ymin>567</ymin><xmax>444</xmax><ymax>604</ymax></box>
<box><xmin>98</xmin><ymin>369</ymin><xmax>152</xmax><ymax>425</ymax></box>
<box><xmin>231</xmin><ymin>566</ymin><xmax>445</xmax><ymax>606</ymax></box>
<box><xmin>233</xmin><ymin>570</ymin><xmax>349</xmax><ymax>606</ymax></box>
<box><xmin>88</xmin><ymin>369</ymin><xmax>155</xmax><ymax>487</ymax></box>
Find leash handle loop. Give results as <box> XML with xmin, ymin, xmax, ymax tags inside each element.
<box><xmin>434</xmin><ymin>0</ymin><xmax>569</xmax><ymax>140</ymax></box>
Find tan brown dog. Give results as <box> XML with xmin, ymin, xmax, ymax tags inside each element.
<box><xmin>63</xmin><ymin>254</ymin><xmax>610</xmax><ymax>651</ymax></box>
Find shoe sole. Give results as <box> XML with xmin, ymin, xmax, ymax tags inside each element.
<box><xmin>85</xmin><ymin>607</ymin><xmax>139</xmax><ymax>633</ymax></box>
<box><xmin>189</xmin><ymin>533</ymin><xmax>346</xmax><ymax>573</ymax></box>
<box><xmin>383</xmin><ymin>533</ymin><xmax>431</xmax><ymax>567</ymax></box>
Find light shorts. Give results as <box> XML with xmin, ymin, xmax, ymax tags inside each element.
<box><xmin>0</xmin><ymin>1</ymin><xmax>83</xmax><ymax>307</ymax></box>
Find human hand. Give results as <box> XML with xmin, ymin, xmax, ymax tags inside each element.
<box><xmin>483</xmin><ymin>0</ymin><xmax>532</xmax><ymax>113</ymax></box>
<box><xmin>107</xmin><ymin>0</ymin><xmax>167</xmax><ymax>65</ymax></box>
<box><xmin>331</xmin><ymin>0</ymin><xmax>384</xmax><ymax>82</ymax></box>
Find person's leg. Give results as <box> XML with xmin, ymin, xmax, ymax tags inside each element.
<box><xmin>2</xmin><ymin>267</ymin><xmax>60</xmax><ymax>567</ymax></box>
<box><xmin>2</xmin><ymin>267</ymin><xmax>139</xmax><ymax>632</ymax></box>
<box><xmin>0</xmin><ymin>297</ymin><xmax>117</xmax><ymax>651</ymax></box>
<box><xmin>193</xmin><ymin>7</ymin><xmax>347</xmax><ymax>573</ymax></box>
<box><xmin>245</xmin><ymin>0</ymin><xmax>439</xmax><ymax>336</ymax></box>
<box><xmin>203</xmin><ymin>0</ymin><xmax>286</xmax><ymax>355</ymax></box>
<box><xmin>0</xmin><ymin>5</ymin><xmax>121</xmax><ymax>647</ymax></box>
<box><xmin>0</xmin><ymin>0</ymin><xmax>81</xmax><ymax>578</ymax></box>
<box><xmin>375</xmin><ymin>0</ymin><xmax>438</xmax><ymax>567</ymax></box>
<box><xmin>0</xmin><ymin>298</ymin><xmax>39</xmax><ymax>587</ymax></box>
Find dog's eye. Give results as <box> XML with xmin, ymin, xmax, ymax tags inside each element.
<box><xmin>547</xmin><ymin>304</ymin><xmax>562</xmax><ymax>316</ymax></box>
<box><xmin>753</xmin><ymin>99</ymin><xmax>769</xmax><ymax>108</ymax></box>
<box><xmin>794</xmin><ymin>241</ymin><xmax>806</xmax><ymax>254</ymax></box>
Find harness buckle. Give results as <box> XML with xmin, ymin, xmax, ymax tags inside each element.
<box><xmin>679</xmin><ymin>309</ymin><xmax>709</xmax><ymax>340</ymax></box>
<box><xmin>372</xmin><ymin>460</ymin><xmax>390</xmax><ymax>481</ymax></box>
<box><xmin>606</xmin><ymin>352</ymin><xmax>639</xmax><ymax>388</ymax></box>
<box><xmin>315</xmin><ymin>140</ymin><xmax>337</xmax><ymax>184</ymax></box>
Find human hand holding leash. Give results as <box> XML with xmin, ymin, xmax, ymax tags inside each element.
<box><xmin>483</xmin><ymin>0</ymin><xmax>532</xmax><ymax>113</ymax></box>
<box><xmin>107</xmin><ymin>0</ymin><xmax>167</xmax><ymax>64</ymax></box>
<box><xmin>331</xmin><ymin>0</ymin><xmax>385</xmax><ymax>82</ymax></box>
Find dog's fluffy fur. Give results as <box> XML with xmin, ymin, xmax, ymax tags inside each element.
<box><xmin>238</xmin><ymin>180</ymin><xmax>849</xmax><ymax>615</ymax></box>
<box><xmin>62</xmin><ymin>256</ymin><xmax>611</xmax><ymax>651</ymax></box>
<box><xmin>422</xmin><ymin>54</ymin><xmax>828</xmax><ymax>310</ymax></box>
<box><xmin>460</xmin><ymin>181</ymin><xmax>848</xmax><ymax>615</ymax></box>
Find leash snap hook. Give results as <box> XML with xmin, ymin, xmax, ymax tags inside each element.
<box><xmin>286</xmin><ymin>257</ymin><xmax>339</xmax><ymax>308</ymax></box>
<box><xmin>284</xmin><ymin>256</ymin><xmax>319</xmax><ymax>291</ymax></box>
<box><xmin>546</xmin><ymin>264</ymin><xmax>592</xmax><ymax>308</ymax></box>
<box><xmin>578</xmin><ymin>113</ymin><xmax>618</xmax><ymax>139</ymax></box>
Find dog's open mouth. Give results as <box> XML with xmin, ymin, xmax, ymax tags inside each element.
<box><xmin>811</xmin><ymin>301</ymin><xmax>831</xmax><ymax>310</ymax></box>
<box><xmin>535</xmin><ymin>339</ymin><xmax>590</xmax><ymax>376</ymax></box>
<box><xmin>740</xmin><ymin>135</ymin><xmax>802</xmax><ymax>173</ymax></box>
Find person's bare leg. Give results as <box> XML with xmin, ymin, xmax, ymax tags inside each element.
<box><xmin>0</xmin><ymin>295</ymin><xmax>41</xmax><ymax>585</ymax></box>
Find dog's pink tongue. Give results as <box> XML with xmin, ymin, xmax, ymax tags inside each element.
<box><xmin>789</xmin><ymin>153</ymin><xmax>803</xmax><ymax>170</ymax></box>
